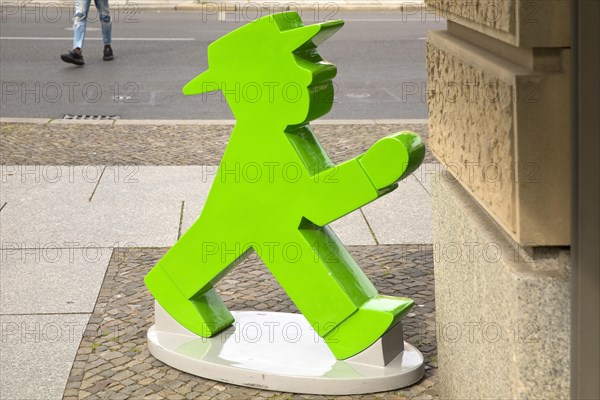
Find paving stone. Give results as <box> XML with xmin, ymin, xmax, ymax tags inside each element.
<box><xmin>133</xmin><ymin>387</ymin><xmax>154</xmax><ymax>397</ymax></box>
<box><xmin>130</xmin><ymin>362</ymin><xmax>152</xmax><ymax>373</ymax></box>
<box><xmin>61</xmin><ymin>245</ymin><xmax>437</xmax><ymax>399</ymax></box>
<box><xmin>63</xmin><ymin>389</ymin><xmax>79</xmax><ymax>397</ymax></box>
<box><xmin>139</xmin><ymin>377</ymin><xmax>154</xmax><ymax>386</ymax></box>
<box><xmin>0</xmin><ymin>123</ymin><xmax>435</xmax><ymax>166</ymax></box>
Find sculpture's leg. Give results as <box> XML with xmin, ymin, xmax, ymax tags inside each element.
<box><xmin>262</xmin><ymin>223</ymin><xmax>414</xmax><ymax>359</ymax></box>
<box><xmin>145</xmin><ymin>267</ymin><xmax>234</xmax><ymax>337</ymax></box>
<box><xmin>145</xmin><ymin>220</ymin><xmax>250</xmax><ymax>337</ymax></box>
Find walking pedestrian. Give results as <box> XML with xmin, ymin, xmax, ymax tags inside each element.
<box><xmin>61</xmin><ymin>0</ymin><xmax>113</xmax><ymax>65</ymax></box>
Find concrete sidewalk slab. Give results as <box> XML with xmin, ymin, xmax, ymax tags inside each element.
<box><xmin>1</xmin><ymin>166</ymin><xmax>102</xmax><ymax>249</ymax></box>
<box><xmin>0</xmin><ymin>166</ymin><xmax>182</xmax><ymax>248</ymax></box>
<box><xmin>0</xmin><ymin>313</ymin><xmax>89</xmax><ymax>400</ymax></box>
<box><xmin>330</xmin><ymin>209</ymin><xmax>377</xmax><ymax>245</ymax></box>
<box><xmin>92</xmin><ymin>166</ymin><xmax>214</xmax><ymax>204</ymax></box>
<box><xmin>1</xmin><ymin>165</ymin><xmax>433</xmax><ymax>248</ymax></box>
<box><xmin>93</xmin><ymin>166</ymin><xmax>213</xmax><ymax>246</ymax></box>
<box><xmin>0</xmin><ymin>165</ymin><xmax>100</xmax><ymax>203</ymax></box>
<box><xmin>0</xmin><ymin>250</ymin><xmax>111</xmax><ymax>314</ymax></box>
<box><xmin>413</xmin><ymin>162</ymin><xmax>445</xmax><ymax>195</ymax></box>
<box><xmin>1</xmin><ymin>166</ymin><xmax>214</xmax><ymax>248</ymax></box>
<box><xmin>362</xmin><ymin>173</ymin><xmax>432</xmax><ymax>244</ymax></box>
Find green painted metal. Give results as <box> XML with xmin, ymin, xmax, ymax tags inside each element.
<box><xmin>145</xmin><ymin>11</ymin><xmax>425</xmax><ymax>360</ymax></box>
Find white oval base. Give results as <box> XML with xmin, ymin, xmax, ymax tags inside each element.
<box><xmin>147</xmin><ymin>302</ymin><xmax>424</xmax><ymax>395</ymax></box>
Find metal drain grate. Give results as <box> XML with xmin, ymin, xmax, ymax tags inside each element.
<box><xmin>62</xmin><ymin>114</ymin><xmax>119</xmax><ymax>120</ymax></box>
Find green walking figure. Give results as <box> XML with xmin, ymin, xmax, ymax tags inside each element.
<box><xmin>145</xmin><ymin>12</ymin><xmax>425</xmax><ymax>359</ymax></box>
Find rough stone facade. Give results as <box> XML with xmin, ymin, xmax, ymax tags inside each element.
<box><xmin>426</xmin><ymin>18</ymin><xmax>571</xmax><ymax>246</ymax></box>
<box><xmin>426</xmin><ymin>0</ymin><xmax>570</xmax><ymax>47</ymax></box>
<box><xmin>426</xmin><ymin>39</ymin><xmax>516</xmax><ymax>233</ymax></box>
<box><xmin>427</xmin><ymin>0</ymin><xmax>514</xmax><ymax>34</ymax></box>
<box><xmin>425</xmin><ymin>0</ymin><xmax>572</xmax><ymax>398</ymax></box>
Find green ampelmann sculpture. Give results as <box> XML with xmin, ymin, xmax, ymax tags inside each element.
<box><xmin>145</xmin><ymin>11</ymin><xmax>425</xmax><ymax>360</ymax></box>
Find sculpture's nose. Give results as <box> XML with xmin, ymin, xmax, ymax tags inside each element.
<box><xmin>282</xmin><ymin>19</ymin><xmax>344</xmax><ymax>52</ymax></box>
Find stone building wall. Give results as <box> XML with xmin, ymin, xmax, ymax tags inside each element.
<box><xmin>425</xmin><ymin>0</ymin><xmax>571</xmax><ymax>398</ymax></box>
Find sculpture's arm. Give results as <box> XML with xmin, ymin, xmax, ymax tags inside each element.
<box><xmin>304</xmin><ymin>132</ymin><xmax>425</xmax><ymax>226</ymax></box>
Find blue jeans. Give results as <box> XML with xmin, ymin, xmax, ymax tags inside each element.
<box><xmin>73</xmin><ymin>0</ymin><xmax>112</xmax><ymax>49</ymax></box>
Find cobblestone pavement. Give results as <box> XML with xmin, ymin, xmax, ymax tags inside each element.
<box><xmin>0</xmin><ymin>123</ymin><xmax>435</xmax><ymax>165</ymax></box>
<box><xmin>63</xmin><ymin>246</ymin><xmax>437</xmax><ymax>400</ymax></box>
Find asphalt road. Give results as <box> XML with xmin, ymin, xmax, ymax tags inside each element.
<box><xmin>0</xmin><ymin>9</ymin><xmax>445</xmax><ymax>119</ymax></box>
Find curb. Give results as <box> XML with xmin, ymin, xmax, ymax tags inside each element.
<box><xmin>0</xmin><ymin>117</ymin><xmax>428</xmax><ymax>125</ymax></box>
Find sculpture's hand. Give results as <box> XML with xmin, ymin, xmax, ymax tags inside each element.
<box><xmin>358</xmin><ymin>132</ymin><xmax>425</xmax><ymax>191</ymax></box>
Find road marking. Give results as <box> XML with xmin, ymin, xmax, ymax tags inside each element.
<box><xmin>0</xmin><ymin>37</ymin><xmax>196</xmax><ymax>41</ymax></box>
<box><xmin>347</xmin><ymin>92</ymin><xmax>371</xmax><ymax>98</ymax></box>
<box><xmin>64</xmin><ymin>27</ymin><xmax>100</xmax><ymax>31</ymax></box>
<box><xmin>382</xmin><ymin>87</ymin><xmax>402</xmax><ymax>101</ymax></box>
<box><xmin>149</xmin><ymin>91</ymin><xmax>160</xmax><ymax>106</ymax></box>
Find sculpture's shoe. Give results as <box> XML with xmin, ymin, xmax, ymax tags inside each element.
<box><xmin>323</xmin><ymin>295</ymin><xmax>414</xmax><ymax>359</ymax></box>
<box><xmin>144</xmin><ymin>266</ymin><xmax>234</xmax><ymax>337</ymax></box>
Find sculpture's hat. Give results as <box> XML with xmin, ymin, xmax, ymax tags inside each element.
<box><xmin>183</xmin><ymin>12</ymin><xmax>343</xmax><ymax>95</ymax></box>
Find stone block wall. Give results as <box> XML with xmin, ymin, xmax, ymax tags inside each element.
<box><xmin>432</xmin><ymin>174</ymin><xmax>570</xmax><ymax>399</ymax></box>
<box><xmin>425</xmin><ymin>0</ymin><xmax>572</xmax><ymax>397</ymax></box>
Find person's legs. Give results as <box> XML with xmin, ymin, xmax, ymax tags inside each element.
<box><xmin>94</xmin><ymin>0</ymin><xmax>112</xmax><ymax>46</ymax></box>
<box><xmin>61</xmin><ymin>0</ymin><xmax>91</xmax><ymax>64</ymax></box>
<box><xmin>94</xmin><ymin>0</ymin><xmax>114</xmax><ymax>60</ymax></box>
<box><xmin>73</xmin><ymin>0</ymin><xmax>92</xmax><ymax>50</ymax></box>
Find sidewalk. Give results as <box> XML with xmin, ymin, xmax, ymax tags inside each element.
<box><xmin>0</xmin><ymin>119</ymin><xmax>438</xmax><ymax>400</ymax></box>
<box><xmin>0</xmin><ymin>0</ymin><xmax>425</xmax><ymax>11</ymax></box>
